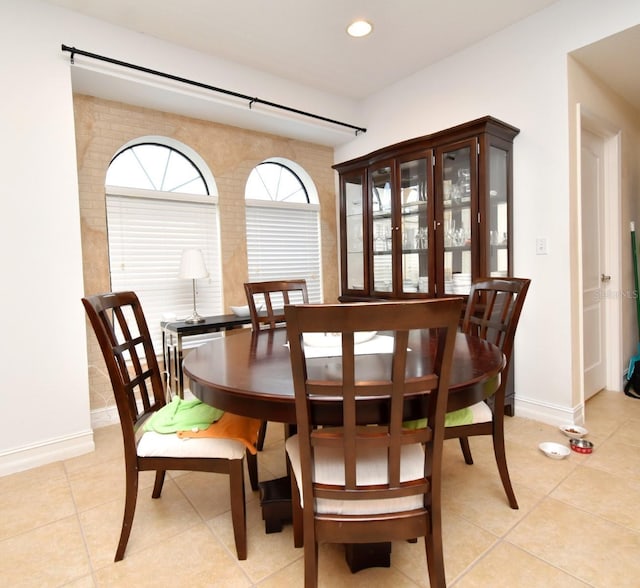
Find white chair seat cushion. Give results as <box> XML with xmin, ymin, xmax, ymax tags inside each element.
<box><xmin>137</xmin><ymin>431</ymin><xmax>246</xmax><ymax>460</ymax></box>
<box><xmin>466</xmin><ymin>401</ymin><xmax>493</xmax><ymax>424</ymax></box>
<box><xmin>285</xmin><ymin>434</ymin><xmax>425</xmax><ymax>515</ymax></box>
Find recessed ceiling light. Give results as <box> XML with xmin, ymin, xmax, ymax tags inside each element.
<box><xmin>347</xmin><ymin>20</ymin><xmax>373</xmax><ymax>38</ymax></box>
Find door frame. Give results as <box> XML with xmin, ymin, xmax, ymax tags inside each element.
<box><xmin>577</xmin><ymin>105</ymin><xmax>622</xmax><ymax>403</ymax></box>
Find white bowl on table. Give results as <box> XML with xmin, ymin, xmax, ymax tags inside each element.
<box><xmin>230</xmin><ymin>304</ymin><xmax>263</xmax><ymax>318</ymax></box>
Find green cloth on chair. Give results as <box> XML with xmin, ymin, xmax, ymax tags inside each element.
<box><xmin>403</xmin><ymin>407</ymin><xmax>473</xmax><ymax>430</ymax></box>
<box><xmin>143</xmin><ymin>396</ymin><xmax>224</xmax><ymax>433</ymax></box>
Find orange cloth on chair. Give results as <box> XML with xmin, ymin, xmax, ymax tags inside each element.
<box><xmin>177</xmin><ymin>412</ymin><xmax>262</xmax><ymax>454</ymax></box>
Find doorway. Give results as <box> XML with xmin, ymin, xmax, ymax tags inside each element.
<box><xmin>579</xmin><ymin>110</ymin><xmax>622</xmax><ymax>400</ymax></box>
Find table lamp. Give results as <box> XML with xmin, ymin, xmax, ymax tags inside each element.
<box><xmin>179</xmin><ymin>248</ymin><xmax>208</xmax><ymax>323</ymax></box>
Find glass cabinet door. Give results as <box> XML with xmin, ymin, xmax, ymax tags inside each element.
<box><xmin>343</xmin><ymin>174</ymin><xmax>366</xmax><ymax>291</ymax></box>
<box><xmin>399</xmin><ymin>155</ymin><xmax>430</xmax><ymax>295</ymax></box>
<box><xmin>440</xmin><ymin>142</ymin><xmax>474</xmax><ymax>296</ymax></box>
<box><xmin>488</xmin><ymin>145</ymin><xmax>509</xmax><ymax>277</ymax></box>
<box><xmin>371</xmin><ymin>164</ymin><xmax>393</xmax><ymax>294</ymax></box>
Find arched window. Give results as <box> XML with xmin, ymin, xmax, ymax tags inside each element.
<box><xmin>245</xmin><ymin>159</ymin><xmax>322</xmax><ymax>302</ymax></box>
<box><xmin>106</xmin><ymin>139</ymin><xmax>221</xmax><ymax>352</ymax></box>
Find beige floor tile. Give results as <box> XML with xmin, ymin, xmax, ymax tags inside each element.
<box><xmin>172</xmin><ymin>469</ymin><xmax>259</xmax><ymax>521</ymax></box>
<box><xmin>63</xmin><ymin>576</ymin><xmax>96</xmax><ymax>588</ymax></box>
<box><xmin>0</xmin><ymin>516</ymin><xmax>91</xmax><ymax>588</ymax></box>
<box><xmin>392</xmin><ymin>512</ymin><xmax>499</xmax><ymax>586</ymax></box>
<box><xmin>67</xmin><ymin>456</ymin><xmax>156</xmax><ymax>512</ymax></box>
<box><xmin>63</xmin><ymin>424</ymin><xmax>124</xmax><ymax>474</ymax></box>
<box><xmin>584</xmin><ymin>391</ymin><xmax>640</xmax><ymax>435</ymax></box>
<box><xmin>506</xmin><ymin>434</ymin><xmax>583</xmax><ymax>495</ymax></box>
<box><xmin>608</xmin><ymin>418</ymin><xmax>640</xmax><ymax>446</ymax></box>
<box><xmin>454</xmin><ymin>541</ymin><xmax>590</xmax><ymax>587</ymax></box>
<box><xmin>0</xmin><ymin>462</ymin><xmax>76</xmax><ymax>541</ymax></box>
<box><xmin>504</xmin><ymin>415</ymin><xmax>560</xmax><ymax>447</ymax></box>
<box><xmin>583</xmin><ymin>435</ymin><xmax>640</xmax><ymax>479</ymax></box>
<box><xmin>507</xmin><ymin>497</ymin><xmax>640</xmax><ymax>587</ymax></box>
<box><xmin>443</xmin><ymin>466</ymin><xmax>541</xmax><ymax>537</ymax></box>
<box><xmin>551</xmin><ymin>465</ymin><xmax>640</xmax><ymax>531</ymax></box>
<box><xmin>209</xmin><ymin>496</ymin><xmax>302</xmax><ymax>583</ymax></box>
<box><xmin>80</xmin><ymin>478</ymin><xmax>203</xmax><ymax>569</ymax></box>
<box><xmin>94</xmin><ymin>524</ymin><xmax>251</xmax><ymax>587</ymax></box>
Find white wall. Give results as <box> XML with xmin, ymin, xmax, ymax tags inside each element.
<box><xmin>335</xmin><ymin>0</ymin><xmax>640</xmax><ymax>425</ymax></box>
<box><xmin>0</xmin><ymin>0</ymin><xmax>93</xmax><ymax>474</ymax></box>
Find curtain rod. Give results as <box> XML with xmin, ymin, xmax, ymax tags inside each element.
<box><xmin>61</xmin><ymin>45</ymin><xmax>367</xmax><ymax>136</ymax></box>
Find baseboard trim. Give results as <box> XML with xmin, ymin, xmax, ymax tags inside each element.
<box><xmin>0</xmin><ymin>430</ymin><xmax>95</xmax><ymax>477</ymax></box>
<box><xmin>514</xmin><ymin>395</ymin><xmax>585</xmax><ymax>426</ymax></box>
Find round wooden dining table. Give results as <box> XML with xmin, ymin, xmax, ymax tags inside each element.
<box><xmin>183</xmin><ymin>326</ymin><xmax>505</xmax><ymax>422</ymax></box>
<box><xmin>183</xmin><ymin>326</ymin><xmax>504</xmax><ymax>571</ymax></box>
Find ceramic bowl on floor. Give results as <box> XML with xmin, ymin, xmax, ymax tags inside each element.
<box><xmin>539</xmin><ymin>442</ymin><xmax>571</xmax><ymax>459</ymax></box>
<box><xmin>559</xmin><ymin>424</ymin><xmax>589</xmax><ymax>438</ymax></box>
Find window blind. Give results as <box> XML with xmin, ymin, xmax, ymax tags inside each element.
<box><xmin>245</xmin><ymin>203</ymin><xmax>322</xmax><ymax>303</ymax></box>
<box><xmin>106</xmin><ymin>191</ymin><xmax>222</xmax><ymax>353</ymax></box>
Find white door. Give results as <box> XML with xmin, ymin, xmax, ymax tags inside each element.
<box><xmin>581</xmin><ymin>128</ymin><xmax>607</xmax><ymax>399</ymax></box>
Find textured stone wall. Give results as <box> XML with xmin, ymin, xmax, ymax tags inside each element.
<box><xmin>74</xmin><ymin>94</ymin><xmax>338</xmax><ymax>412</ymax></box>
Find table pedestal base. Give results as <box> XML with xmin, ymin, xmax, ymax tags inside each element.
<box><xmin>259</xmin><ymin>476</ymin><xmax>292</xmax><ymax>533</ymax></box>
<box><xmin>259</xmin><ymin>477</ymin><xmax>393</xmax><ymax>573</ymax></box>
<box><xmin>345</xmin><ymin>542</ymin><xmax>391</xmax><ymax>572</ymax></box>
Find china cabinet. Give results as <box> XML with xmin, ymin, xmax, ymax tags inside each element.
<box><xmin>335</xmin><ymin>116</ymin><xmax>519</xmax><ymax>301</ymax></box>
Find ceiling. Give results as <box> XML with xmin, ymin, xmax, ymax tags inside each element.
<box><xmin>570</xmin><ymin>23</ymin><xmax>640</xmax><ymax>112</ymax></box>
<box><xmin>43</xmin><ymin>1</ymin><xmax>640</xmax><ymax>144</ymax></box>
<box><xmin>47</xmin><ymin>0</ymin><xmax>561</xmax><ymax>99</ymax></box>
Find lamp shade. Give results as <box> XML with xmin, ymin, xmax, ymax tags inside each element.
<box><xmin>179</xmin><ymin>249</ymin><xmax>209</xmax><ymax>279</ymax></box>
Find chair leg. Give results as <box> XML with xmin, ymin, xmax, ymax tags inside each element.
<box><xmin>458</xmin><ymin>436</ymin><xmax>474</xmax><ymax>465</ymax></box>
<box><xmin>290</xmin><ymin>468</ymin><xmax>303</xmax><ymax>548</ymax></box>
<box><xmin>425</xmin><ymin>510</ymin><xmax>446</xmax><ymax>588</ymax></box>
<box><xmin>229</xmin><ymin>459</ymin><xmax>248</xmax><ymax>560</ymax></box>
<box><xmin>492</xmin><ymin>419</ymin><xmax>519</xmax><ymax>509</ymax></box>
<box><xmin>246</xmin><ymin>449</ymin><xmax>259</xmax><ymax>491</ymax></box>
<box><xmin>151</xmin><ymin>470</ymin><xmax>166</xmax><ymax>498</ymax></box>
<box><xmin>303</xmin><ymin>527</ymin><xmax>319</xmax><ymax>588</ymax></box>
<box><xmin>115</xmin><ymin>467</ymin><xmax>139</xmax><ymax>562</ymax></box>
<box><xmin>256</xmin><ymin>420</ymin><xmax>268</xmax><ymax>451</ymax></box>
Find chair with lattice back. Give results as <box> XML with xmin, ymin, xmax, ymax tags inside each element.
<box><xmin>82</xmin><ymin>291</ymin><xmax>260</xmax><ymax>561</ymax></box>
<box><xmin>244</xmin><ymin>279</ymin><xmax>309</xmax><ymax>450</ymax></box>
<box><xmin>444</xmin><ymin>277</ymin><xmax>530</xmax><ymax>509</ymax></box>
<box><xmin>285</xmin><ymin>298</ymin><xmax>462</xmax><ymax>588</ymax></box>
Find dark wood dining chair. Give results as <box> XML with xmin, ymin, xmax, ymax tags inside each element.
<box><xmin>82</xmin><ymin>291</ymin><xmax>259</xmax><ymax>561</ymax></box>
<box><xmin>285</xmin><ymin>298</ymin><xmax>462</xmax><ymax>588</ymax></box>
<box><xmin>244</xmin><ymin>278</ymin><xmax>309</xmax><ymax>331</ymax></box>
<box><xmin>444</xmin><ymin>277</ymin><xmax>531</xmax><ymax>509</ymax></box>
<box><xmin>244</xmin><ymin>279</ymin><xmax>309</xmax><ymax>450</ymax></box>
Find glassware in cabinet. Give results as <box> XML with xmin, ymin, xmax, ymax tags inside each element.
<box><xmin>343</xmin><ymin>174</ymin><xmax>366</xmax><ymax>292</ymax></box>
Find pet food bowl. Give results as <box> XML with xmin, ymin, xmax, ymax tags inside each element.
<box><xmin>569</xmin><ymin>438</ymin><xmax>594</xmax><ymax>454</ymax></box>
<box><xmin>559</xmin><ymin>424</ymin><xmax>588</xmax><ymax>438</ymax></box>
<box><xmin>539</xmin><ymin>442</ymin><xmax>570</xmax><ymax>460</ymax></box>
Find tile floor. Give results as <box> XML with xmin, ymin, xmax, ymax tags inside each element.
<box><xmin>1</xmin><ymin>390</ymin><xmax>639</xmax><ymax>587</ymax></box>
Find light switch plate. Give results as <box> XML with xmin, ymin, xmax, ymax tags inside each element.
<box><xmin>535</xmin><ymin>237</ymin><xmax>548</xmax><ymax>255</ymax></box>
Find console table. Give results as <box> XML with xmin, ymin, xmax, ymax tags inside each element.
<box><xmin>161</xmin><ymin>314</ymin><xmax>251</xmax><ymax>397</ymax></box>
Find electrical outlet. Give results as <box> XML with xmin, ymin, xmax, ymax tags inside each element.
<box><xmin>535</xmin><ymin>237</ymin><xmax>548</xmax><ymax>255</ymax></box>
